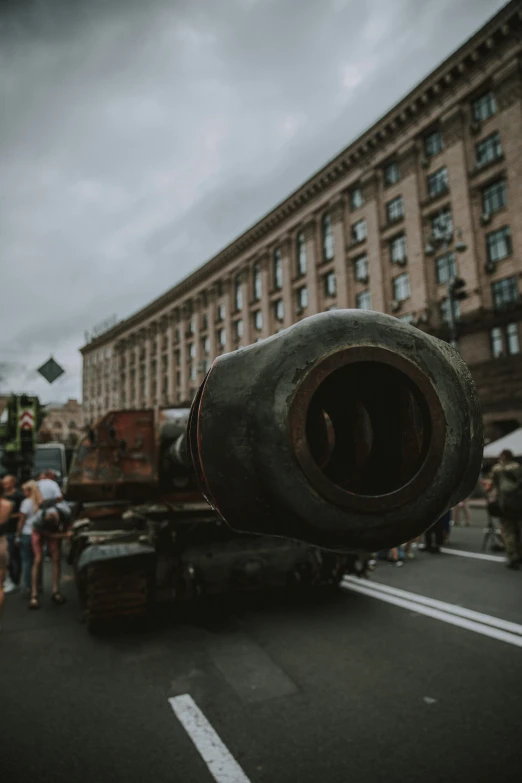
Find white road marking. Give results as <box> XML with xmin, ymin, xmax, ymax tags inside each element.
<box><xmin>342</xmin><ymin>580</ymin><xmax>522</xmax><ymax>648</ymax></box>
<box><xmin>342</xmin><ymin>576</ymin><xmax>522</xmax><ymax>636</ymax></box>
<box><xmin>169</xmin><ymin>694</ymin><xmax>251</xmax><ymax>783</ymax></box>
<box><xmin>440</xmin><ymin>547</ymin><xmax>505</xmax><ymax>562</ymax></box>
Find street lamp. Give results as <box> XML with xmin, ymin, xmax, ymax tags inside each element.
<box><xmin>424</xmin><ymin>221</ymin><xmax>468</xmax><ymax>349</ymax></box>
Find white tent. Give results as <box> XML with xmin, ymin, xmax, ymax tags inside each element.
<box><xmin>483</xmin><ymin>428</ymin><xmax>522</xmax><ymax>459</ymax></box>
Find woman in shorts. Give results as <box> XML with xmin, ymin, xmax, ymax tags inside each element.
<box><xmin>17</xmin><ymin>480</ymin><xmax>43</xmax><ymax>606</ymax></box>
<box><xmin>0</xmin><ymin>484</ymin><xmax>14</xmax><ymax>628</ymax></box>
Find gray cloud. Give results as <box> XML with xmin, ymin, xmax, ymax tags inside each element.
<box><xmin>1</xmin><ymin>0</ymin><xmax>507</xmax><ymax>403</ymax></box>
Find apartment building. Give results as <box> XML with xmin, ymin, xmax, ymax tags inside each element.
<box><xmin>81</xmin><ymin>1</ymin><xmax>522</xmax><ymax>441</ymax></box>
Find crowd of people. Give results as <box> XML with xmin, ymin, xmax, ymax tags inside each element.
<box><xmin>0</xmin><ymin>469</ymin><xmax>70</xmax><ymax>629</ymax></box>
<box><xmin>374</xmin><ymin>448</ymin><xmax>522</xmax><ymax>570</ymax></box>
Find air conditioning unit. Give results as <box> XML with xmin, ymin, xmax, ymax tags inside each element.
<box><xmin>390</xmin><ymin>299</ymin><xmax>401</xmax><ymax>313</ymax></box>
<box><xmin>358</xmin><ymin>275</ymin><xmax>369</xmax><ymax>284</ymax></box>
<box><xmin>396</xmin><ymin>257</ymin><xmax>408</xmax><ymax>267</ymax></box>
<box><xmin>470</xmin><ymin>120</ymin><xmax>482</xmax><ymax>134</ymax></box>
<box><xmin>480</xmin><ymin>212</ymin><xmax>491</xmax><ymax>225</ymax></box>
<box><xmin>421</xmin><ymin>157</ymin><xmax>430</xmax><ymax>169</ymax></box>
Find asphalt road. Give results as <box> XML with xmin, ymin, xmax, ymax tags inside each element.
<box><xmin>1</xmin><ymin>510</ymin><xmax>521</xmax><ymax>783</ymax></box>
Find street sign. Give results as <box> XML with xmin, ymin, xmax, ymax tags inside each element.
<box><xmin>19</xmin><ymin>409</ymin><xmax>35</xmax><ymax>430</ymax></box>
<box><xmin>37</xmin><ymin>357</ymin><xmax>65</xmax><ymax>384</ymax></box>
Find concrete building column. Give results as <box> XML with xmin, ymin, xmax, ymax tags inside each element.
<box><xmin>223</xmin><ymin>275</ymin><xmax>233</xmax><ymax>353</ymax></box>
<box><xmin>236</xmin><ymin>268</ymin><xmax>250</xmax><ymax>346</ymax></box>
<box><xmin>304</xmin><ymin>218</ymin><xmax>319</xmax><ymax>314</ymax></box>
<box><xmin>167</xmin><ymin>312</ymin><xmax>175</xmax><ymax>405</ymax></box>
<box><xmin>330</xmin><ymin>196</ymin><xmax>349</xmax><ymax>309</ymax></box>
<box><xmin>258</xmin><ymin>252</ymin><xmax>271</xmax><ymax>338</ymax></box>
<box><xmin>361</xmin><ymin>170</ymin><xmax>385</xmax><ymax>313</ymax></box>
<box><xmin>280</xmin><ymin>235</ymin><xmax>294</xmax><ymax>328</ymax></box>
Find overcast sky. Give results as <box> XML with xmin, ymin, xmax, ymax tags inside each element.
<box><xmin>0</xmin><ymin>0</ymin><xmax>508</xmax><ymax>404</ymax></box>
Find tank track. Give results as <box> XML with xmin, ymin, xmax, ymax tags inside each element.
<box><xmin>82</xmin><ymin>558</ymin><xmax>153</xmax><ymax>632</ymax></box>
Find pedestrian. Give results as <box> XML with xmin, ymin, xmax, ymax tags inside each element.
<box><xmin>452</xmin><ymin>497</ymin><xmax>471</xmax><ymax>527</ymax></box>
<box><xmin>37</xmin><ymin>470</ymin><xmax>62</xmax><ymax>502</ymax></box>
<box><xmin>29</xmin><ymin>493</ymin><xmax>67</xmax><ymax>609</ymax></box>
<box><xmin>424</xmin><ymin>510</ymin><xmax>450</xmax><ymax>553</ymax></box>
<box><xmin>2</xmin><ymin>475</ymin><xmax>24</xmax><ymax>593</ymax></box>
<box><xmin>0</xmin><ymin>483</ymin><xmax>15</xmax><ymax>629</ymax></box>
<box><xmin>16</xmin><ymin>480</ymin><xmax>43</xmax><ymax>602</ymax></box>
<box><xmin>490</xmin><ymin>449</ymin><xmax>522</xmax><ymax>570</ymax></box>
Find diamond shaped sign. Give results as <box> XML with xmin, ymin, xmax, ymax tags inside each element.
<box><xmin>37</xmin><ymin>356</ymin><xmax>65</xmax><ymax>384</ymax></box>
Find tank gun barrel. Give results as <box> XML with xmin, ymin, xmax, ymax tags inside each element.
<box><xmin>187</xmin><ymin>310</ymin><xmax>483</xmax><ymax>552</ymax></box>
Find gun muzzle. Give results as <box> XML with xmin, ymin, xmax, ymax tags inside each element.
<box><xmin>188</xmin><ymin>310</ymin><xmax>483</xmax><ymax>552</ymax></box>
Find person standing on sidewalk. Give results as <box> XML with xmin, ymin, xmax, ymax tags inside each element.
<box><xmin>16</xmin><ymin>480</ymin><xmax>43</xmax><ymax>602</ymax></box>
<box><xmin>491</xmin><ymin>449</ymin><xmax>522</xmax><ymax>570</ymax></box>
<box><xmin>452</xmin><ymin>498</ymin><xmax>471</xmax><ymax>527</ymax></box>
<box><xmin>2</xmin><ymin>475</ymin><xmax>24</xmax><ymax>593</ymax></box>
<box><xmin>0</xmin><ymin>484</ymin><xmax>14</xmax><ymax>629</ymax></box>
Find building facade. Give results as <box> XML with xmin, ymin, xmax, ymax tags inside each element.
<box><xmin>81</xmin><ymin>1</ymin><xmax>522</xmax><ymax>442</ymax></box>
<box><xmin>39</xmin><ymin>399</ymin><xmax>83</xmax><ymax>446</ymax></box>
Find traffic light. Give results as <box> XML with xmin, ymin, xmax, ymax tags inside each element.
<box><xmin>450</xmin><ymin>277</ymin><xmax>468</xmax><ymax>301</ymax></box>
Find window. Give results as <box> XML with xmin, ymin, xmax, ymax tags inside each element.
<box><xmin>324</xmin><ymin>271</ymin><xmax>336</xmax><ymax>297</ymax></box>
<box><xmin>390</xmin><ymin>234</ymin><xmax>407</xmax><ymax>264</ymax></box>
<box><xmin>274</xmin><ymin>299</ymin><xmax>284</xmax><ymax>322</ymax></box>
<box><xmin>297</xmin><ymin>286</ymin><xmax>308</xmax><ymax>309</ymax></box>
<box><xmin>253</xmin><ymin>263</ymin><xmax>262</xmax><ymax>301</ymax></box>
<box><xmin>427</xmin><ymin>167</ymin><xmax>448</xmax><ymax>198</ymax></box>
<box><xmin>384</xmin><ymin>162</ymin><xmax>400</xmax><ymax>186</ymax></box>
<box><xmin>235</xmin><ymin>319</ymin><xmax>244</xmax><ymax>339</ymax></box>
<box><xmin>354</xmin><ymin>255</ymin><xmax>369</xmax><ymax>281</ymax></box>
<box><xmin>217</xmin><ymin>303</ymin><xmax>225</xmax><ymax>322</ymax></box>
<box><xmin>350</xmin><ymin>187</ymin><xmax>364</xmax><ymax>210</ymax></box>
<box><xmin>424</xmin><ymin>130</ymin><xmax>444</xmax><ymax>157</ymax></box>
<box><xmin>352</xmin><ymin>219</ymin><xmax>367</xmax><ymax>243</ymax></box>
<box><xmin>174</xmin><ymin>350</ymin><xmax>180</xmax><ymax>366</ymax></box>
<box><xmin>217</xmin><ymin>328</ymin><xmax>226</xmax><ymax>347</ymax></box>
<box><xmin>356</xmin><ymin>290</ymin><xmax>372</xmax><ymax>310</ymax></box>
<box><xmin>322</xmin><ymin>213</ymin><xmax>335</xmax><ymax>260</ymax></box>
<box><xmin>189</xmin><ymin>364</ymin><xmax>197</xmax><ymax>382</ymax></box>
<box><xmin>398</xmin><ymin>313</ymin><xmax>414</xmax><ymax>324</ymax></box>
<box><xmin>487</xmin><ymin>226</ymin><xmax>512</xmax><ymax>263</ymax></box>
<box><xmin>188</xmin><ymin>343</ymin><xmax>196</xmax><ymax>359</ymax></box>
<box><xmin>296</xmin><ymin>232</ymin><xmax>307</xmax><ymax>277</ymax></box>
<box><xmin>202</xmin><ymin>313</ymin><xmax>209</xmax><ymax>331</ymax></box>
<box><xmin>507</xmin><ymin>323</ymin><xmax>520</xmax><ymax>355</ymax></box>
<box><xmin>472</xmin><ymin>91</ymin><xmax>496</xmax><ymax>122</ymax></box>
<box><xmin>202</xmin><ymin>336</ymin><xmax>210</xmax><ymax>355</ymax></box>
<box><xmin>431</xmin><ymin>207</ymin><xmax>452</xmax><ymax>237</ymax></box>
<box><xmin>386</xmin><ymin>196</ymin><xmax>404</xmax><ymax>224</ymax></box>
<box><xmin>476</xmin><ymin>132</ymin><xmax>502</xmax><ymax>166</ymax></box>
<box><xmin>393</xmin><ymin>273</ymin><xmax>411</xmax><ymax>302</ymax></box>
<box><xmin>482</xmin><ymin>180</ymin><xmax>506</xmax><ymax>215</ymax></box>
<box><xmin>490</xmin><ymin>327</ymin><xmax>504</xmax><ymax>358</ymax></box>
<box><xmin>253</xmin><ymin>310</ymin><xmax>263</xmax><ymax>331</ymax></box>
<box><xmin>440</xmin><ymin>298</ymin><xmax>461</xmax><ymax>323</ymax></box>
<box><xmin>234</xmin><ymin>275</ymin><xmax>243</xmax><ymax>311</ymax></box>
<box><xmin>435</xmin><ymin>252</ymin><xmax>457</xmax><ymax>285</ymax></box>
<box><xmin>492</xmin><ymin>277</ymin><xmax>519</xmax><ymax>310</ymax></box>
<box><xmin>273</xmin><ymin>249</ymin><xmax>283</xmax><ymax>290</ymax></box>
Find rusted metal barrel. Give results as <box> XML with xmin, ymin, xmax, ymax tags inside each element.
<box><xmin>188</xmin><ymin>310</ymin><xmax>483</xmax><ymax>552</ymax></box>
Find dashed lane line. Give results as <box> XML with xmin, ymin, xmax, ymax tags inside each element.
<box><xmin>169</xmin><ymin>694</ymin><xmax>251</xmax><ymax>783</ymax></box>
<box><xmin>342</xmin><ymin>579</ymin><xmax>522</xmax><ymax>648</ymax></box>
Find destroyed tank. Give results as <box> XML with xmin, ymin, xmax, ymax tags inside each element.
<box><xmin>67</xmin><ymin>310</ymin><xmax>483</xmax><ymax>631</ymax></box>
